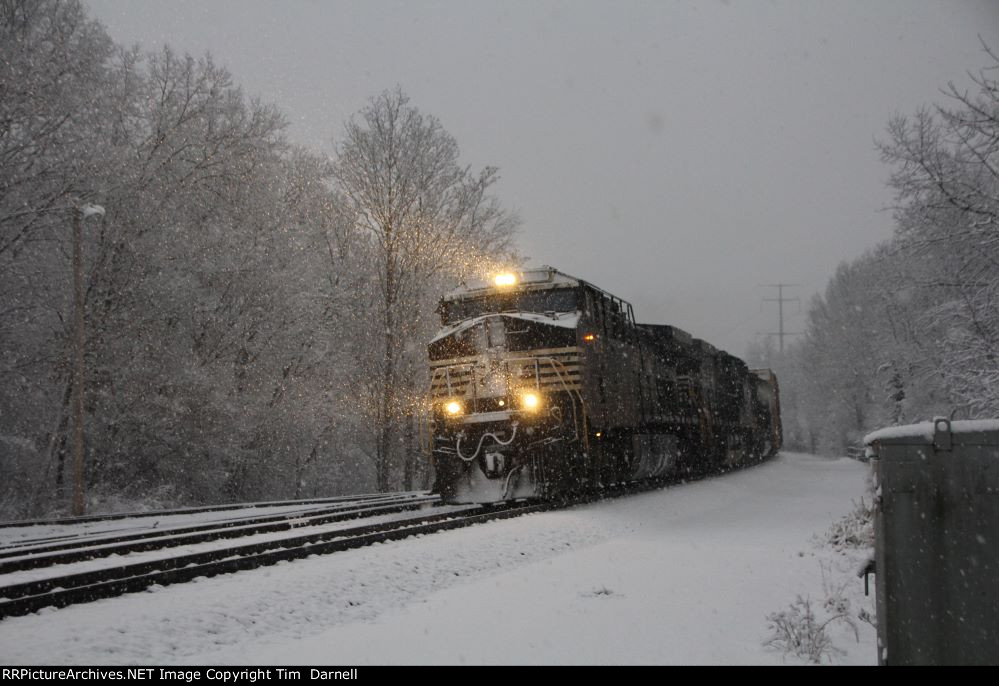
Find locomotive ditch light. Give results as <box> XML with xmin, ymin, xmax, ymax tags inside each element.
<box><xmin>583</xmin><ymin>333</ymin><xmax>596</xmax><ymax>342</ymax></box>
<box><xmin>494</xmin><ymin>272</ymin><xmax>518</xmax><ymax>287</ymax></box>
<box><xmin>445</xmin><ymin>400</ymin><xmax>463</xmax><ymax>416</ymax></box>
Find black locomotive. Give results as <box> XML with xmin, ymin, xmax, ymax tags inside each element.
<box><xmin>426</xmin><ymin>267</ymin><xmax>781</xmax><ymax>503</ymax></box>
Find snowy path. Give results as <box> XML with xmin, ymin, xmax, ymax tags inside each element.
<box><xmin>0</xmin><ymin>453</ymin><xmax>875</xmax><ymax>665</ymax></box>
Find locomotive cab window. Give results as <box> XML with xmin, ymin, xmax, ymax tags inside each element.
<box><xmin>440</xmin><ymin>288</ymin><xmax>579</xmax><ymax>324</ymax></box>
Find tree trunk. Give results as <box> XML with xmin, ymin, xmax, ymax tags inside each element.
<box><xmin>377</xmin><ymin>253</ymin><xmax>397</xmax><ymax>492</ymax></box>
<box><xmin>403</xmin><ymin>412</ymin><xmax>414</xmax><ymax>490</ymax></box>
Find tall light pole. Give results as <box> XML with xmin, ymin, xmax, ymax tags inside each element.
<box><xmin>72</xmin><ymin>203</ymin><xmax>104</xmax><ymax>516</ymax></box>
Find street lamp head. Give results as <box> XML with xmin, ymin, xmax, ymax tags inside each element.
<box><xmin>80</xmin><ymin>204</ymin><xmax>105</xmax><ymax>219</ymax></box>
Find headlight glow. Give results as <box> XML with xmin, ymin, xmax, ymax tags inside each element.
<box><xmin>494</xmin><ymin>272</ymin><xmax>517</xmax><ymax>287</ymax></box>
<box><xmin>521</xmin><ymin>392</ymin><xmax>540</xmax><ymax>411</ymax></box>
<box><xmin>445</xmin><ymin>400</ymin><xmax>463</xmax><ymax>416</ymax></box>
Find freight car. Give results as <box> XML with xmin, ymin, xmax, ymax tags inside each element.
<box><xmin>425</xmin><ymin>267</ymin><xmax>781</xmax><ymax>503</ymax></box>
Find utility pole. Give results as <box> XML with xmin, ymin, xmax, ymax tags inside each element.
<box><xmin>760</xmin><ymin>283</ymin><xmax>802</xmax><ymax>353</ymax></box>
<box><xmin>71</xmin><ymin>203</ymin><xmax>104</xmax><ymax>516</ymax></box>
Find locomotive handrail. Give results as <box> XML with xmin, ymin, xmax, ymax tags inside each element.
<box><xmin>455</xmin><ymin>424</ymin><xmax>519</xmax><ymax>463</ymax></box>
<box><xmin>428</xmin><ymin>353</ymin><xmax>581</xmax><ymax>407</ymax></box>
<box><xmin>426</xmin><ymin>353</ymin><xmax>587</xmax><ymax>449</ymax></box>
<box><xmin>530</xmin><ymin>355</ymin><xmax>586</xmax><ymax>447</ymax></box>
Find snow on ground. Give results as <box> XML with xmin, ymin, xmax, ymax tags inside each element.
<box><xmin>0</xmin><ymin>453</ymin><xmax>875</xmax><ymax>665</ymax></box>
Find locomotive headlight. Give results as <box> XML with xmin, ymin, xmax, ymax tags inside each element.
<box><xmin>494</xmin><ymin>272</ymin><xmax>517</xmax><ymax>287</ymax></box>
<box><xmin>445</xmin><ymin>400</ymin><xmax>463</xmax><ymax>416</ymax></box>
<box><xmin>520</xmin><ymin>392</ymin><xmax>540</xmax><ymax>411</ymax></box>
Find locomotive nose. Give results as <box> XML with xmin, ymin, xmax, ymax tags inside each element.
<box><xmin>478</xmin><ymin>365</ymin><xmax>510</xmax><ymax>397</ymax></box>
<box><xmin>484</xmin><ymin>315</ymin><xmax>507</xmax><ymax>351</ymax></box>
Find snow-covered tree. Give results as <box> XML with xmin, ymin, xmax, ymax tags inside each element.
<box><xmin>777</xmin><ymin>46</ymin><xmax>999</xmax><ymax>455</ymax></box>
<box><xmin>331</xmin><ymin>87</ymin><xmax>519</xmax><ymax>491</ymax></box>
<box><xmin>0</xmin><ymin>0</ymin><xmax>121</xmax><ymax>514</ymax></box>
<box><xmin>878</xmin><ymin>41</ymin><xmax>999</xmax><ymax>416</ymax></box>
<box><xmin>0</xmin><ymin>7</ymin><xmax>523</xmax><ymax>516</ymax></box>
<box><xmin>0</xmin><ymin>0</ymin><xmax>115</xmax><ymax>259</ymax></box>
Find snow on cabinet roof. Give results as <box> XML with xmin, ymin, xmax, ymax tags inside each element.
<box><xmin>430</xmin><ymin>311</ymin><xmax>581</xmax><ymax>344</ymax></box>
<box><xmin>444</xmin><ymin>266</ymin><xmax>582</xmax><ymax>300</ymax></box>
<box><xmin>864</xmin><ymin>418</ymin><xmax>999</xmax><ymax>446</ymax></box>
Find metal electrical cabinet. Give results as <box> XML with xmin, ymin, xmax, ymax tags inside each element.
<box><xmin>865</xmin><ymin>418</ymin><xmax>999</xmax><ymax>665</ymax></box>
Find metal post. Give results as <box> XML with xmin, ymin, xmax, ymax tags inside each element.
<box><xmin>71</xmin><ymin>208</ymin><xmax>86</xmax><ymax>516</ymax></box>
<box><xmin>70</xmin><ymin>203</ymin><xmax>104</xmax><ymax>516</ymax></box>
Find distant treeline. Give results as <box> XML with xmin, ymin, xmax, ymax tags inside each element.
<box><xmin>0</xmin><ymin>1</ymin><xmax>518</xmax><ymax>517</ymax></box>
<box><xmin>748</xmin><ymin>44</ymin><xmax>999</xmax><ymax>454</ymax></box>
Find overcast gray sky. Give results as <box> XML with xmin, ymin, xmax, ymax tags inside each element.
<box><xmin>85</xmin><ymin>0</ymin><xmax>998</xmax><ymax>355</ymax></box>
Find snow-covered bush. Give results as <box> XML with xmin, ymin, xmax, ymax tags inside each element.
<box><xmin>765</xmin><ymin>589</ymin><xmax>859</xmax><ymax>664</ymax></box>
<box><xmin>765</xmin><ymin>595</ymin><xmax>834</xmax><ymax>663</ymax></box>
<box><xmin>821</xmin><ymin>498</ymin><xmax>874</xmax><ymax>552</ymax></box>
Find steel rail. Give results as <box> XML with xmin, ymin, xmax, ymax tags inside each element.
<box><xmin>0</xmin><ymin>501</ymin><xmax>547</xmax><ymax>619</ymax></box>
<box><xmin>0</xmin><ymin>495</ymin><xmax>440</xmax><ymax>572</ymax></box>
<box><xmin>0</xmin><ymin>493</ymin><xmax>435</xmax><ymax>555</ymax></box>
<box><xmin>0</xmin><ymin>491</ymin><xmax>428</xmax><ymax>529</ymax></box>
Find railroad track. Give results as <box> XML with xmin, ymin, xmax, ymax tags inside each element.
<box><xmin>0</xmin><ymin>490</ymin><xmax>419</xmax><ymax>530</ymax></box>
<box><xmin>0</xmin><ymin>499</ymin><xmax>549</xmax><ymax>619</ymax></box>
<box><xmin>0</xmin><ymin>493</ymin><xmax>441</xmax><ymax>572</ymax></box>
<box><xmin>0</xmin><ymin>456</ymin><xmax>775</xmax><ymax>620</ymax></box>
